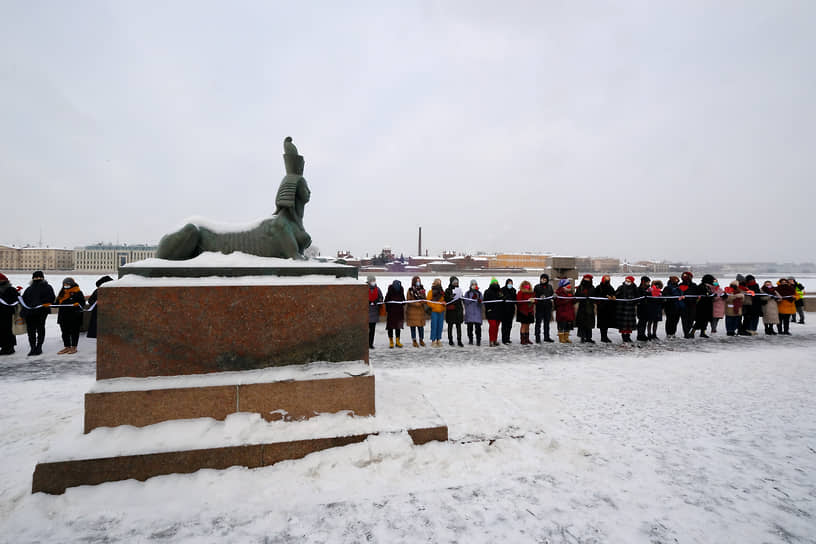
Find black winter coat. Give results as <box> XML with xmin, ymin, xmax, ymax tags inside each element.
<box><xmin>695</xmin><ymin>283</ymin><xmax>713</xmax><ymax>327</ymax></box>
<box><xmin>0</xmin><ymin>282</ymin><xmax>17</xmax><ymax>321</ymax></box>
<box><xmin>593</xmin><ymin>282</ymin><xmax>616</xmax><ymax>329</ymax></box>
<box><xmin>575</xmin><ymin>281</ymin><xmax>595</xmax><ymax>329</ymax></box>
<box><xmin>22</xmin><ymin>281</ymin><xmax>55</xmax><ymax>318</ymax></box>
<box><xmin>444</xmin><ymin>285</ymin><xmax>464</xmax><ymax>324</ymax></box>
<box><xmin>483</xmin><ymin>284</ymin><xmax>504</xmax><ymax>321</ymax></box>
<box><xmin>55</xmin><ymin>288</ymin><xmax>85</xmax><ymax>325</ymax></box>
<box><xmin>500</xmin><ymin>285</ymin><xmax>516</xmax><ymax>321</ymax></box>
<box><xmin>533</xmin><ymin>282</ymin><xmax>553</xmax><ymax>313</ymax></box>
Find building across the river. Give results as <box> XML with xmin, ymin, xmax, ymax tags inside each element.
<box><xmin>0</xmin><ymin>245</ymin><xmax>74</xmax><ymax>271</ymax></box>
<box><xmin>74</xmin><ymin>244</ymin><xmax>157</xmax><ymax>272</ymax></box>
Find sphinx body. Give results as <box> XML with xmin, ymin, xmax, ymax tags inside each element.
<box><xmin>156</xmin><ymin>138</ymin><xmax>312</xmax><ymax>260</ymax></box>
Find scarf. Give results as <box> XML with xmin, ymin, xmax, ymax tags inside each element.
<box><xmin>57</xmin><ymin>285</ymin><xmax>80</xmax><ymax>304</ymax></box>
<box><xmin>368</xmin><ymin>286</ymin><xmax>379</xmax><ymax>303</ymax></box>
<box><xmin>409</xmin><ymin>284</ymin><xmax>425</xmax><ymax>300</ymax></box>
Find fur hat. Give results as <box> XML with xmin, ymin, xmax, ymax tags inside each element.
<box><xmin>32</xmin><ymin>270</ymin><xmax>44</xmax><ymax>279</ymax></box>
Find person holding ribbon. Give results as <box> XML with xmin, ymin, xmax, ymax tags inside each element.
<box><xmin>427</xmin><ymin>278</ymin><xmax>446</xmax><ymax>347</ymax></box>
<box><xmin>775</xmin><ymin>278</ymin><xmax>796</xmax><ymax>335</ymax></box>
<box><xmin>464</xmin><ymin>279</ymin><xmax>483</xmax><ymax>346</ymax></box>
<box><xmin>554</xmin><ymin>278</ymin><xmax>576</xmax><ymax>343</ymax></box>
<box><xmin>662</xmin><ymin>276</ymin><xmax>683</xmax><ymax>339</ymax></box>
<box><xmin>483</xmin><ymin>278</ymin><xmax>503</xmax><ymax>347</ymax></box>
<box><xmin>385</xmin><ymin>280</ymin><xmax>405</xmax><ymax>348</ymax></box>
<box><xmin>21</xmin><ymin>270</ymin><xmax>55</xmax><ymax>356</ymax></box>
<box><xmin>679</xmin><ymin>271</ymin><xmax>699</xmax><ymax>339</ymax></box>
<box><xmin>593</xmin><ymin>275</ymin><xmax>616</xmax><ymax>343</ymax></box>
<box><xmin>760</xmin><ymin>280</ymin><xmax>780</xmax><ymax>335</ymax></box>
<box><xmin>55</xmin><ymin>277</ymin><xmax>85</xmax><ymax>354</ymax></box>
<box><xmin>515</xmin><ymin>280</ymin><xmax>536</xmax><ymax>345</ymax></box>
<box><xmin>405</xmin><ymin>276</ymin><xmax>427</xmax><ymax>347</ymax></box>
<box><xmin>0</xmin><ymin>273</ymin><xmax>18</xmax><ymax>355</ymax></box>
<box><xmin>444</xmin><ymin>276</ymin><xmax>464</xmax><ymax>347</ymax></box>
<box><xmin>367</xmin><ymin>275</ymin><xmax>383</xmax><ymax>349</ymax></box>
<box><xmin>615</xmin><ymin>276</ymin><xmax>639</xmax><ymax>343</ymax></box>
<box><xmin>575</xmin><ymin>274</ymin><xmax>596</xmax><ymax>343</ymax></box>
<box><xmin>533</xmin><ymin>273</ymin><xmax>554</xmax><ymax>343</ymax></box>
<box><xmin>499</xmin><ymin>279</ymin><xmax>517</xmax><ymax>345</ymax></box>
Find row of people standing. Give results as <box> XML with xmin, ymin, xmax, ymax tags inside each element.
<box><xmin>0</xmin><ymin>271</ymin><xmax>112</xmax><ymax>356</ymax></box>
<box><xmin>366</xmin><ymin>273</ymin><xmax>806</xmax><ymax>348</ymax></box>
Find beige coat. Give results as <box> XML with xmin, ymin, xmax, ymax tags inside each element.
<box><xmin>405</xmin><ymin>288</ymin><xmax>427</xmax><ymax>327</ymax></box>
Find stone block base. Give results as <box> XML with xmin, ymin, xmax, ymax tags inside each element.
<box><xmin>84</xmin><ymin>369</ymin><xmax>375</xmax><ymax>432</ymax></box>
<box><xmin>32</xmin><ymin>427</ymin><xmax>448</xmax><ymax>495</ymax></box>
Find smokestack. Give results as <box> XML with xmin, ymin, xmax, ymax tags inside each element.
<box><xmin>418</xmin><ymin>226</ymin><xmax>422</xmax><ymax>257</ymax></box>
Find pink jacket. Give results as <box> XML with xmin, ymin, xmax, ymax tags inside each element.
<box><xmin>711</xmin><ymin>285</ymin><xmax>725</xmax><ymax>318</ymax></box>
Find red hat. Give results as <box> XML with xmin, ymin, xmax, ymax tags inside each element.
<box><xmin>582</xmin><ymin>274</ymin><xmax>593</xmax><ymax>280</ymax></box>
<box><xmin>0</xmin><ymin>273</ymin><xmax>7</xmax><ymax>282</ymax></box>
<box><xmin>625</xmin><ymin>276</ymin><xmax>635</xmax><ymax>282</ymax></box>
<box><xmin>682</xmin><ymin>271</ymin><xmax>693</xmax><ymax>278</ymax></box>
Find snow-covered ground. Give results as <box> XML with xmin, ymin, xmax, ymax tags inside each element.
<box><xmin>1</xmin><ymin>313</ymin><xmax>814</xmax><ymax>543</ymax></box>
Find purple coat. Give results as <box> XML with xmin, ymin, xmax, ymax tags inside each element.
<box><xmin>464</xmin><ymin>288</ymin><xmax>483</xmax><ymax>323</ymax></box>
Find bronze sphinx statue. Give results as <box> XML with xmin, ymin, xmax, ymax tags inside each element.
<box><xmin>156</xmin><ymin>137</ymin><xmax>312</xmax><ymax>260</ymax></box>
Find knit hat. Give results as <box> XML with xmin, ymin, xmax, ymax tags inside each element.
<box><xmin>682</xmin><ymin>271</ymin><xmax>693</xmax><ymax>279</ymax></box>
<box><xmin>32</xmin><ymin>270</ymin><xmax>44</xmax><ymax>279</ymax></box>
<box><xmin>62</xmin><ymin>277</ymin><xmax>77</xmax><ymax>288</ymax></box>
<box><xmin>640</xmin><ymin>276</ymin><xmax>650</xmax><ymax>283</ymax></box>
<box><xmin>0</xmin><ymin>273</ymin><xmax>7</xmax><ymax>283</ymax></box>
<box><xmin>490</xmin><ymin>277</ymin><xmax>499</xmax><ymax>286</ymax></box>
<box><xmin>582</xmin><ymin>274</ymin><xmax>593</xmax><ymax>280</ymax></box>
<box><xmin>366</xmin><ymin>275</ymin><xmax>376</xmax><ymax>283</ymax></box>
<box><xmin>558</xmin><ymin>278</ymin><xmax>570</xmax><ymax>288</ymax></box>
<box><xmin>540</xmin><ymin>273</ymin><xmax>549</xmax><ymax>281</ymax></box>
<box><xmin>625</xmin><ymin>276</ymin><xmax>635</xmax><ymax>283</ymax></box>
<box><xmin>470</xmin><ymin>279</ymin><xmax>478</xmax><ymax>288</ymax></box>
<box><xmin>735</xmin><ymin>274</ymin><xmax>745</xmax><ymax>283</ymax></box>
<box><xmin>96</xmin><ymin>275</ymin><xmax>114</xmax><ymax>288</ymax></box>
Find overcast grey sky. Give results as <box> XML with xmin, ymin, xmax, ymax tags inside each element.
<box><xmin>1</xmin><ymin>1</ymin><xmax>813</xmax><ymax>263</ymax></box>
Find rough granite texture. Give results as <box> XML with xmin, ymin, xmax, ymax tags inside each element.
<box><xmin>96</xmin><ymin>284</ymin><xmax>368</xmax><ymax>379</ymax></box>
<box><xmin>84</xmin><ymin>375</ymin><xmax>376</xmax><ymax>432</ymax></box>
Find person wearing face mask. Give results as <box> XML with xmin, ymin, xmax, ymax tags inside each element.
<box><xmin>760</xmin><ymin>280</ymin><xmax>780</xmax><ymax>335</ymax></box>
<box><xmin>709</xmin><ymin>278</ymin><xmax>725</xmax><ymax>334</ymax></box>
<box><xmin>427</xmin><ymin>278</ymin><xmax>447</xmax><ymax>347</ymax></box>
<box><xmin>21</xmin><ymin>270</ymin><xmax>55</xmax><ymax>356</ymax></box>
<box><xmin>444</xmin><ymin>276</ymin><xmax>464</xmax><ymax>347</ymax></box>
<box><xmin>533</xmin><ymin>273</ymin><xmax>554</xmax><ymax>343</ymax></box>
<box><xmin>554</xmin><ymin>278</ymin><xmax>576</xmax><ymax>343</ymax></box>
<box><xmin>483</xmin><ymin>278</ymin><xmax>504</xmax><ymax>347</ymax></box>
<box><xmin>55</xmin><ymin>277</ymin><xmax>85</xmax><ymax>354</ymax></box>
<box><xmin>615</xmin><ymin>276</ymin><xmax>639</xmax><ymax>343</ymax></box>
<box><xmin>405</xmin><ymin>276</ymin><xmax>427</xmax><ymax>347</ymax></box>
<box><xmin>366</xmin><ymin>275</ymin><xmax>383</xmax><ymax>349</ymax></box>
<box><xmin>498</xmin><ymin>279</ymin><xmax>517</xmax><ymax>345</ymax></box>
<box><xmin>593</xmin><ymin>275</ymin><xmax>616</xmax><ymax>343</ymax></box>
<box><xmin>662</xmin><ymin>276</ymin><xmax>683</xmax><ymax>339</ymax></box>
<box><xmin>464</xmin><ymin>279</ymin><xmax>483</xmax><ymax>346</ymax></box>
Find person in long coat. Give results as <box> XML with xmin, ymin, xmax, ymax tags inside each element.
<box><xmin>709</xmin><ymin>279</ymin><xmax>725</xmax><ymax>333</ymax></box>
<box><xmin>678</xmin><ymin>271</ymin><xmax>699</xmax><ymax>338</ymax></box>
<box><xmin>723</xmin><ymin>281</ymin><xmax>745</xmax><ymax>336</ymax></box>
<box><xmin>463</xmin><ymin>279</ymin><xmax>483</xmax><ymax>346</ymax></box>
<box><xmin>575</xmin><ymin>274</ymin><xmax>596</xmax><ymax>343</ymax></box>
<box><xmin>444</xmin><ymin>276</ymin><xmax>464</xmax><ymax>347</ymax></box>
<box><xmin>760</xmin><ymin>281</ymin><xmax>780</xmax><ymax>335</ymax></box>
<box><xmin>0</xmin><ymin>273</ymin><xmax>18</xmax><ymax>355</ymax></box>
<box><xmin>21</xmin><ymin>270</ymin><xmax>55</xmax><ymax>356</ymax></box>
<box><xmin>86</xmin><ymin>275</ymin><xmax>114</xmax><ymax>339</ymax></box>
<box><xmin>694</xmin><ymin>274</ymin><xmax>715</xmax><ymax>338</ymax></box>
<box><xmin>366</xmin><ymin>275</ymin><xmax>383</xmax><ymax>349</ymax></box>
<box><xmin>55</xmin><ymin>277</ymin><xmax>85</xmax><ymax>354</ymax></box>
<box><xmin>533</xmin><ymin>273</ymin><xmax>554</xmax><ymax>343</ymax></box>
<box><xmin>499</xmin><ymin>279</ymin><xmax>517</xmax><ymax>345</ymax></box>
<box><xmin>662</xmin><ymin>276</ymin><xmax>683</xmax><ymax>339</ymax></box>
<box><xmin>384</xmin><ymin>280</ymin><xmax>405</xmax><ymax>348</ymax></box>
<box><xmin>515</xmin><ymin>280</ymin><xmax>535</xmax><ymax>345</ymax></box>
<box><xmin>615</xmin><ymin>275</ymin><xmax>639</xmax><ymax>343</ymax></box>
<box><xmin>405</xmin><ymin>276</ymin><xmax>427</xmax><ymax>347</ymax></box>
<box><xmin>593</xmin><ymin>275</ymin><xmax>616</xmax><ymax>343</ymax></box>
<box><xmin>635</xmin><ymin>276</ymin><xmax>651</xmax><ymax>341</ymax></box>
<box><xmin>554</xmin><ymin>278</ymin><xmax>576</xmax><ymax>343</ymax></box>
<box><xmin>483</xmin><ymin>278</ymin><xmax>504</xmax><ymax>347</ymax></box>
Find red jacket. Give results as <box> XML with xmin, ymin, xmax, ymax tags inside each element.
<box><xmin>554</xmin><ymin>286</ymin><xmax>575</xmax><ymax>322</ymax></box>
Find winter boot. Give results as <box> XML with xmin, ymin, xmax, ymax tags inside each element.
<box><xmin>622</xmin><ymin>333</ymin><xmax>632</xmax><ymax>343</ymax></box>
<box><xmin>468</xmin><ymin>336</ymin><xmax>473</xmax><ymax>345</ymax></box>
<box><xmin>395</xmin><ymin>337</ymin><xmax>403</xmax><ymax>348</ymax></box>
<box><xmin>601</xmin><ymin>330</ymin><xmax>611</xmax><ymax>343</ymax></box>
<box><xmin>419</xmin><ymin>339</ymin><xmax>425</xmax><ymax>347</ymax></box>
<box><xmin>535</xmin><ymin>334</ymin><xmax>541</xmax><ymax>344</ymax></box>
<box><xmin>563</xmin><ymin>332</ymin><xmax>572</xmax><ymax>343</ymax></box>
<box><xmin>557</xmin><ymin>332</ymin><xmax>565</xmax><ymax>343</ymax></box>
<box><xmin>388</xmin><ymin>338</ymin><xmax>394</xmax><ymax>349</ymax></box>
<box><xmin>413</xmin><ymin>339</ymin><xmax>419</xmax><ymax>347</ymax></box>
